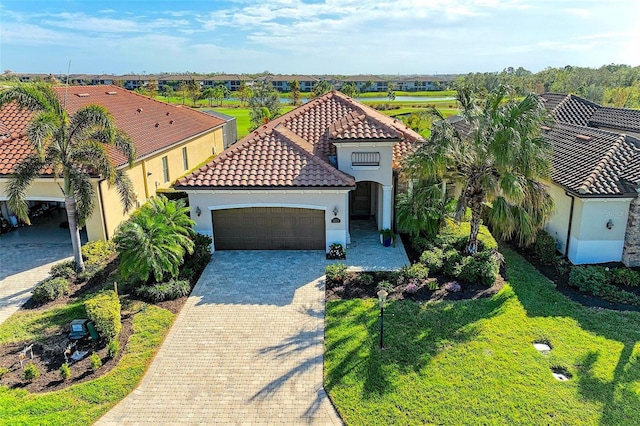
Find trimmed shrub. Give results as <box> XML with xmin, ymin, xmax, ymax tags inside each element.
<box><xmin>59</xmin><ymin>363</ymin><xmax>71</xmax><ymax>381</ymax></box>
<box><xmin>23</xmin><ymin>363</ymin><xmax>40</xmax><ymax>381</ymax></box>
<box><xmin>532</xmin><ymin>229</ymin><xmax>557</xmax><ymax>265</ymax></box>
<box><xmin>0</xmin><ymin>367</ymin><xmax>9</xmax><ymax>380</ymax></box>
<box><xmin>90</xmin><ymin>353</ymin><xmax>102</xmax><ymax>371</ymax></box>
<box><xmin>50</xmin><ymin>260</ymin><xmax>76</xmax><ymax>279</ymax></box>
<box><xmin>180</xmin><ymin>233</ymin><xmax>212</xmax><ymax>283</ymax></box>
<box><xmin>84</xmin><ymin>290</ymin><xmax>121</xmax><ymax>340</ymax></box>
<box><xmin>107</xmin><ymin>339</ymin><xmax>120</xmax><ymax>358</ymax></box>
<box><xmin>376</xmin><ymin>280</ymin><xmax>394</xmax><ymax>293</ymax></box>
<box><xmin>458</xmin><ymin>252</ymin><xmax>500</xmax><ymax>286</ymax></box>
<box><xmin>420</xmin><ymin>247</ymin><xmax>444</xmax><ymax>274</ymax></box>
<box><xmin>569</xmin><ymin>266</ymin><xmax>608</xmax><ymax>294</ymax></box>
<box><xmin>443</xmin><ymin>248</ymin><xmax>462</xmax><ymax>277</ymax></box>
<box><xmin>136</xmin><ymin>279</ymin><xmax>191</xmax><ymax>303</ymax></box>
<box><xmin>401</xmin><ymin>263</ymin><xmax>430</xmax><ymax>281</ymax></box>
<box><xmin>410</xmin><ymin>236</ymin><xmax>433</xmax><ymax>254</ymax></box>
<box><xmin>436</xmin><ymin>222</ymin><xmax>498</xmax><ymax>252</ymax></box>
<box><xmin>405</xmin><ymin>282</ymin><xmax>419</xmax><ymax>294</ymax></box>
<box><xmin>32</xmin><ymin>277</ymin><xmax>70</xmax><ymax>304</ymax></box>
<box><xmin>609</xmin><ymin>268</ymin><xmax>640</xmax><ymax>287</ymax></box>
<box><xmin>351</xmin><ymin>273</ymin><xmax>374</xmax><ymax>287</ymax></box>
<box><xmin>81</xmin><ymin>240</ymin><xmax>116</xmax><ymax>265</ymax></box>
<box><xmin>326</xmin><ymin>263</ymin><xmax>348</xmax><ymax>286</ymax></box>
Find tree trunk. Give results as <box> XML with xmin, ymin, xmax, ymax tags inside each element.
<box><xmin>64</xmin><ymin>195</ymin><xmax>85</xmax><ymax>271</ymax></box>
<box><xmin>466</xmin><ymin>200</ymin><xmax>483</xmax><ymax>254</ymax></box>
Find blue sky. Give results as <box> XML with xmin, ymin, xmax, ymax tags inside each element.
<box><xmin>1</xmin><ymin>0</ymin><xmax>639</xmax><ymax>75</ymax></box>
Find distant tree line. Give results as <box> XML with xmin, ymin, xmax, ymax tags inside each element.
<box><xmin>455</xmin><ymin>64</ymin><xmax>640</xmax><ymax>108</ymax></box>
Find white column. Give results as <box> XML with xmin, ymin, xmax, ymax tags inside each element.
<box><xmin>382</xmin><ymin>185</ymin><xmax>393</xmax><ymax>229</ymax></box>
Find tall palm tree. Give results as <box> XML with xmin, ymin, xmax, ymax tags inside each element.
<box><xmin>403</xmin><ymin>85</ymin><xmax>554</xmax><ymax>253</ymax></box>
<box><xmin>0</xmin><ymin>83</ymin><xmax>137</xmax><ymax>270</ymax></box>
<box><xmin>114</xmin><ymin>196</ymin><xmax>194</xmax><ymax>283</ymax></box>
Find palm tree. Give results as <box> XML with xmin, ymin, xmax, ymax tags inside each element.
<box><xmin>114</xmin><ymin>196</ymin><xmax>195</xmax><ymax>283</ymax></box>
<box><xmin>0</xmin><ymin>83</ymin><xmax>137</xmax><ymax>270</ymax></box>
<box><xmin>403</xmin><ymin>85</ymin><xmax>554</xmax><ymax>253</ymax></box>
<box><xmin>312</xmin><ymin>80</ymin><xmax>332</xmax><ymax>98</ymax></box>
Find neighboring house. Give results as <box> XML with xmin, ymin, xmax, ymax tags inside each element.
<box><xmin>265</xmin><ymin>75</ymin><xmax>319</xmax><ymax>92</ymax></box>
<box><xmin>0</xmin><ymin>85</ymin><xmax>228</xmax><ymax>241</ymax></box>
<box><xmin>539</xmin><ymin>93</ymin><xmax>640</xmax><ymax>266</ymax></box>
<box><xmin>339</xmin><ymin>75</ymin><xmax>389</xmax><ymax>92</ymax></box>
<box><xmin>175</xmin><ymin>91</ymin><xmax>423</xmax><ymax>252</ymax></box>
<box><xmin>450</xmin><ymin>93</ymin><xmax>640</xmax><ymax>266</ymax></box>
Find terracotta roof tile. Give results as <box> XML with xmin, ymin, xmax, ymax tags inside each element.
<box><xmin>329</xmin><ymin>111</ymin><xmax>401</xmax><ymax>140</ymax></box>
<box><xmin>178</xmin><ymin>91</ymin><xmax>423</xmax><ymax>189</ymax></box>
<box><xmin>0</xmin><ymin>85</ymin><xmax>224</xmax><ymax>176</ymax></box>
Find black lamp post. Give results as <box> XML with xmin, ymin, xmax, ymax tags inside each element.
<box><xmin>377</xmin><ymin>289</ymin><xmax>388</xmax><ymax>349</ymax></box>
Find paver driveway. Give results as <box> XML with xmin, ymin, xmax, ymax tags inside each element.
<box><xmin>98</xmin><ymin>251</ymin><xmax>342</xmax><ymax>425</ymax></box>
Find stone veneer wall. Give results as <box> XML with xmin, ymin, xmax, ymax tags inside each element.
<box><xmin>622</xmin><ymin>192</ymin><xmax>640</xmax><ymax>267</ymax></box>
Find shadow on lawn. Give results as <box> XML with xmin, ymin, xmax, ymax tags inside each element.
<box><xmin>325</xmin><ymin>290</ymin><xmax>510</xmax><ymax>398</ymax></box>
<box><xmin>504</xmin><ymin>247</ymin><xmax>640</xmax><ymax>425</ymax></box>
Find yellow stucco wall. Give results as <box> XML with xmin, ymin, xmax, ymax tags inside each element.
<box><xmin>0</xmin><ymin>127</ymin><xmax>224</xmax><ymax>241</ymax></box>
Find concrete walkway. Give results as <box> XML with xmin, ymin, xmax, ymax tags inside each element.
<box><xmin>0</xmin><ymin>215</ymin><xmax>73</xmax><ymax>325</ymax></box>
<box><xmin>98</xmin><ymin>251</ymin><xmax>343</xmax><ymax>425</ymax></box>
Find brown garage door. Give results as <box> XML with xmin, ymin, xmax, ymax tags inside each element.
<box><xmin>212</xmin><ymin>207</ymin><xmax>325</xmax><ymax>250</ymax></box>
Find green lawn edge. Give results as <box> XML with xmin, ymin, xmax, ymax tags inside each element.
<box><xmin>0</xmin><ymin>303</ymin><xmax>175</xmax><ymax>426</ymax></box>
<box><xmin>324</xmin><ymin>247</ymin><xmax>640</xmax><ymax>425</ymax></box>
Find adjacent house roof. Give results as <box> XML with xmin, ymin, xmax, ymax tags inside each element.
<box><xmin>540</xmin><ymin>93</ymin><xmax>640</xmax><ymax>134</ymax></box>
<box><xmin>176</xmin><ymin>91</ymin><xmax>423</xmax><ymax>189</ymax></box>
<box><xmin>545</xmin><ymin>123</ymin><xmax>639</xmax><ymax>196</ymax></box>
<box><xmin>0</xmin><ymin>85</ymin><xmax>225</xmax><ymax>175</ymax></box>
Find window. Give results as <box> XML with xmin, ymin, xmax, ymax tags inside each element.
<box><xmin>162</xmin><ymin>156</ymin><xmax>169</xmax><ymax>182</ymax></box>
<box><xmin>351</xmin><ymin>152</ymin><xmax>380</xmax><ymax>167</ymax></box>
<box><xmin>182</xmin><ymin>147</ymin><xmax>189</xmax><ymax>170</ymax></box>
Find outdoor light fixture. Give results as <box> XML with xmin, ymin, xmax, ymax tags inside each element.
<box><xmin>147</xmin><ymin>171</ymin><xmax>152</xmax><ymax>176</ymax></box>
<box><xmin>333</xmin><ymin>206</ymin><xmax>339</xmax><ymax>217</ymax></box>
<box><xmin>606</xmin><ymin>219</ymin><xmax>614</xmax><ymax>230</ymax></box>
<box><xmin>377</xmin><ymin>289</ymin><xmax>388</xmax><ymax>348</ymax></box>
<box><xmin>195</xmin><ymin>206</ymin><xmax>202</xmax><ymax>217</ymax></box>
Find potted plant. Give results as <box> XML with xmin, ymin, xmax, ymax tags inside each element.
<box><xmin>379</xmin><ymin>228</ymin><xmax>394</xmax><ymax>247</ymax></box>
<box><xmin>327</xmin><ymin>243</ymin><xmax>346</xmax><ymax>260</ymax></box>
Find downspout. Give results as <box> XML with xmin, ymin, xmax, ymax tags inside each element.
<box><xmin>141</xmin><ymin>160</ymin><xmax>150</xmax><ymax>199</ymax></box>
<box><xmin>564</xmin><ymin>192</ymin><xmax>575</xmax><ymax>258</ymax></box>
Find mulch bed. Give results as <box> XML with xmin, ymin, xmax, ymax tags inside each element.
<box><xmin>326</xmin><ymin>271</ymin><xmax>504</xmax><ymax>304</ymax></box>
<box><xmin>0</xmin><ymin>311</ymin><xmax>133</xmax><ymax>393</ymax></box>
<box><xmin>0</xmin><ymin>256</ymin><xmax>192</xmax><ymax>393</ymax></box>
<box><xmin>514</xmin><ymin>245</ymin><xmax>640</xmax><ymax>312</ymax></box>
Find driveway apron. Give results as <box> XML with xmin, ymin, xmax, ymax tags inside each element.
<box><xmin>0</xmin><ymin>238</ymin><xmax>73</xmax><ymax>326</ymax></box>
<box><xmin>98</xmin><ymin>251</ymin><xmax>342</xmax><ymax>425</ymax></box>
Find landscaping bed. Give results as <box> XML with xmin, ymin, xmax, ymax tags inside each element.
<box><xmin>0</xmin><ymin>307</ymin><xmax>133</xmax><ymax>393</ymax></box>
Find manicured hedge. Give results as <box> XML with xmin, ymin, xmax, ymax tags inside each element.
<box><xmin>84</xmin><ymin>290</ymin><xmax>121</xmax><ymax>340</ymax></box>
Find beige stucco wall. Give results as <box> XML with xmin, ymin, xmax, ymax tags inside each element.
<box><xmin>334</xmin><ymin>141</ymin><xmax>395</xmax><ymax>186</ymax></box>
<box><xmin>545</xmin><ymin>182</ymin><xmax>633</xmax><ymax>264</ymax></box>
<box><xmin>0</xmin><ymin>127</ymin><xmax>224</xmax><ymax>241</ymax></box>
<box><xmin>185</xmin><ymin>189</ymin><xmax>352</xmax><ymax>252</ymax></box>
<box><xmin>544</xmin><ymin>183</ymin><xmax>573</xmax><ymax>255</ymax></box>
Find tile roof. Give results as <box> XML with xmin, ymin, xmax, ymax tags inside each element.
<box><xmin>540</xmin><ymin>92</ymin><xmax>640</xmax><ymax>134</ymax></box>
<box><xmin>546</xmin><ymin>123</ymin><xmax>638</xmax><ymax>196</ymax></box>
<box><xmin>177</xmin><ymin>91</ymin><xmax>423</xmax><ymax>189</ymax></box>
<box><xmin>0</xmin><ymin>85</ymin><xmax>225</xmax><ymax>176</ymax></box>
<box><xmin>589</xmin><ymin>107</ymin><xmax>640</xmax><ymax>133</ymax></box>
<box><xmin>448</xmin><ymin>116</ymin><xmax>640</xmax><ymax>197</ymax></box>
<box><xmin>329</xmin><ymin>111</ymin><xmax>401</xmax><ymax>141</ymax></box>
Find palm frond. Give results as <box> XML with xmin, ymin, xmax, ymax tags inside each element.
<box><xmin>67</xmin><ymin>166</ymin><xmax>96</xmax><ymax>226</ymax></box>
<box><xmin>114</xmin><ymin>169</ymin><xmax>137</xmax><ymax>214</ymax></box>
<box><xmin>7</xmin><ymin>156</ymin><xmax>48</xmax><ymax>224</ymax></box>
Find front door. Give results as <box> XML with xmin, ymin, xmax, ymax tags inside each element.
<box><xmin>351</xmin><ymin>182</ymin><xmax>371</xmax><ymax>217</ymax></box>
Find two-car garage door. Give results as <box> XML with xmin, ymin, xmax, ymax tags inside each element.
<box><xmin>212</xmin><ymin>207</ymin><xmax>325</xmax><ymax>250</ymax></box>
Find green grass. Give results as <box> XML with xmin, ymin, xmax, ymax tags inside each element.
<box><xmin>0</xmin><ymin>302</ymin><xmax>86</xmax><ymax>345</ymax></box>
<box><xmin>325</xmin><ymin>247</ymin><xmax>640</xmax><ymax>425</ymax></box>
<box><xmin>203</xmin><ymin>106</ymin><xmax>295</xmax><ymax>139</ymax></box>
<box><xmin>0</xmin><ymin>303</ymin><xmax>174</xmax><ymax>425</ymax></box>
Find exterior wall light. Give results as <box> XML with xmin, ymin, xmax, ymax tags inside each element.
<box><xmin>333</xmin><ymin>206</ymin><xmax>339</xmax><ymax>217</ymax></box>
<box><xmin>195</xmin><ymin>206</ymin><xmax>202</xmax><ymax>217</ymax></box>
<box><xmin>606</xmin><ymin>219</ymin><xmax>614</xmax><ymax>230</ymax></box>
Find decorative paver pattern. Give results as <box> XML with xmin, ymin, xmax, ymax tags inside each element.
<box><xmin>98</xmin><ymin>251</ymin><xmax>343</xmax><ymax>425</ymax></box>
<box><xmin>0</xmin><ymin>241</ymin><xmax>72</xmax><ymax>326</ymax></box>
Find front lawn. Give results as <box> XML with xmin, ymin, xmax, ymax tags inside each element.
<box><xmin>325</xmin><ymin>247</ymin><xmax>640</xmax><ymax>425</ymax></box>
<box><xmin>0</xmin><ymin>303</ymin><xmax>174</xmax><ymax>425</ymax></box>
